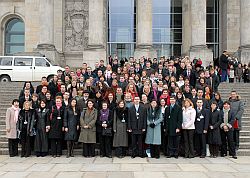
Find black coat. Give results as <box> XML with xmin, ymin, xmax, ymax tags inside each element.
<box><xmin>48</xmin><ymin>81</ymin><xmax>58</xmax><ymax>98</ymax></box>
<box><xmin>219</xmin><ymin>54</ymin><xmax>229</xmax><ymax>70</ymax></box>
<box><xmin>48</xmin><ymin>106</ymin><xmax>64</xmax><ymax>139</ymax></box>
<box><xmin>64</xmin><ymin>107</ymin><xmax>80</xmax><ymax>141</ymax></box>
<box><xmin>211</xmin><ymin>74</ymin><xmax>220</xmax><ymax>92</ymax></box>
<box><xmin>207</xmin><ymin>109</ymin><xmax>222</xmax><ymax>145</ymax></box>
<box><xmin>164</xmin><ymin>104</ymin><xmax>183</xmax><ymax>136</ymax></box>
<box><xmin>18</xmin><ymin>109</ymin><xmax>35</xmax><ymax>137</ymax></box>
<box><xmin>96</xmin><ymin>109</ymin><xmax>114</xmax><ymax>134</ymax></box>
<box><xmin>128</xmin><ymin>104</ymin><xmax>147</xmax><ymax>134</ymax></box>
<box><xmin>195</xmin><ymin>108</ymin><xmax>210</xmax><ymax>134</ymax></box>
<box><xmin>34</xmin><ymin>108</ymin><xmax>50</xmax><ymax>152</ymax></box>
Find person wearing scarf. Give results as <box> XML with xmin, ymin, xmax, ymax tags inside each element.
<box><xmin>48</xmin><ymin>96</ymin><xmax>64</xmax><ymax>158</ymax></box>
<box><xmin>6</xmin><ymin>99</ymin><xmax>20</xmax><ymax>157</ymax></box>
<box><xmin>96</xmin><ymin>101</ymin><xmax>113</xmax><ymax>158</ymax></box>
<box><xmin>220</xmin><ymin>101</ymin><xmax>237</xmax><ymax>159</ymax></box>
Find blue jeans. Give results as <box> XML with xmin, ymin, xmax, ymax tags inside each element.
<box><xmin>221</xmin><ymin>69</ymin><xmax>228</xmax><ymax>82</ymax></box>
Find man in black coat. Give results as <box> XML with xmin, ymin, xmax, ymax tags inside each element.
<box><xmin>219</xmin><ymin>50</ymin><xmax>229</xmax><ymax>82</ymax></box>
<box><xmin>210</xmin><ymin>68</ymin><xmax>220</xmax><ymax>92</ymax></box>
<box><xmin>194</xmin><ymin>99</ymin><xmax>210</xmax><ymax>158</ymax></box>
<box><xmin>220</xmin><ymin>101</ymin><xmax>237</xmax><ymax>159</ymax></box>
<box><xmin>128</xmin><ymin>96</ymin><xmax>147</xmax><ymax>158</ymax></box>
<box><xmin>164</xmin><ymin>96</ymin><xmax>183</xmax><ymax>158</ymax></box>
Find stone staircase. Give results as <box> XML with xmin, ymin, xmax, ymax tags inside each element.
<box><xmin>0</xmin><ymin>82</ymin><xmax>24</xmax><ymax>154</ymax></box>
<box><xmin>0</xmin><ymin>82</ymin><xmax>249</xmax><ymax>156</ymax></box>
<box><xmin>219</xmin><ymin>83</ymin><xmax>250</xmax><ymax>156</ymax></box>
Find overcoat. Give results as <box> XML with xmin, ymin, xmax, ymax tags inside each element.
<box><xmin>78</xmin><ymin>108</ymin><xmax>97</xmax><ymax>143</ymax></box>
<box><xmin>164</xmin><ymin>104</ymin><xmax>183</xmax><ymax>136</ymax></box>
<box><xmin>64</xmin><ymin>107</ymin><xmax>80</xmax><ymax>141</ymax></box>
<box><xmin>5</xmin><ymin>107</ymin><xmax>20</xmax><ymax>139</ymax></box>
<box><xmin>113</xmin><ymin>108</ymin><xmax>128</xmax><ymax>147</ymax></box>
<box><xmin>145</xmin><ymin>107</ymin><xmax>163</xmax><ymax>145</ymax></box>
<box><xmin>34</xmin><ymin>108</ymin><xmax>50</xmax><ymax>152</ymax></box>
<box><xmin>207</xmin><ymin>109</ymin><xmax>222</xmax><ymax>145</ymax></box>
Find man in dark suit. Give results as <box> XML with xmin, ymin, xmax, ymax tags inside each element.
<box><xmin>182</xmin><ymin>64</ymin><xmax>196</xmax><ymax>88</ymax></box>
<box><xmin>128</xmin><ymin>96</ymin><xmax>147</xmax><ymax>158</ymax></box>
<box><xmin>194</xmin><ymin>99</ymin><xmax>210</xmax><ymax>158</ymax></box>
<box><xmin>165</xmin><ymin>96</ymin><xmax>183</xmax><ymax>158</ymax></box>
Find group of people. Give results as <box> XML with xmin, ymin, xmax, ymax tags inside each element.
<box><xmin>5</xmin><ymin>55</ymin><xmax>245</xmax><ymax>159</ymax></box>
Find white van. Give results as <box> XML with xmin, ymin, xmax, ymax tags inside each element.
<box><xmin>0</xmin><ymin>56</ymin><xmax>64</xmax><ymax>82</ymax></box>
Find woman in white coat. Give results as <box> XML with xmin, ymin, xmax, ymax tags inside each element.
<box><xmin>5</xmin><ymin>99</ymin><xmax>20</xmax><ymax>157</ymax></box>
<box><xmin>182</xmin><ymin>98</ymin><xmax>196</xmax><ymax>158</ymax></box>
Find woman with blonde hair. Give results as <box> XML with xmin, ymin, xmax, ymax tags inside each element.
<box><xmin>182</xmin><ymin>98</ymin><xmax>196</xmax><ymax>158</ymax></box>
<box><xmin>18</xmin><ymin>101</ymin><xmax>35</xmax><ymax>157</ymax></box>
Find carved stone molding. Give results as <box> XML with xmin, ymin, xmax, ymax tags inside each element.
<box><xmin>64</xmin><ymin>0</ymin><xmax>89</xmax><ymax>52</ymax></box>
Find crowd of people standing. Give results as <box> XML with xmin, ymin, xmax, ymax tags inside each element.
<box><xmin>5</xmin><ymin>55</ymin><xmax>246</xmax><ymax>159</ymax></box>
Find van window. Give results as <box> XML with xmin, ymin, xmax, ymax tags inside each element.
<box><xmin>35</xmin><ymin>58</ymin><xmax>50</xmax><ymax>67</ymax></box>
<box><xmin>0</xmin><ymin>57</ymin><xmax>12</xmax><ymax>66</ymax></box>
<box><xmin>14</xmin><ymin>58</ymin><xmax>32</xmax><ymax>66</ymax></box>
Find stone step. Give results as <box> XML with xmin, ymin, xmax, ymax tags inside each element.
<box><xmin>239</xmin><ymin>142</ymin><xmax>250</xmax><ymax>149</ymax></box>
<box><xmin>240</xmin><ymin>136</ymin><xmax>250</xmax><ymax>142</ymax></box>
<box><xmin>240</xmin><ymin>131</ymin><xmax>250</xmax><ymax>136</ymax></box>
<box><xmin>237</xmin><ymin>149</ymin><xmax>250</xmax><ymax>156</ymax></box>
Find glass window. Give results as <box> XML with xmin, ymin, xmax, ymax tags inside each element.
<box><xmin>152</xmin><ymin>0</ymin><xmax>182</xmax><ymax>57</ymax></box>
<box><xmin>0</xmin><ymin>57</ymin><xmax>12</xmax><ymax>66</ymax></box>
<box><xmin>206</xmin><ymin>0</ymin><xmax>219</xmax><ymax>58</ymax></box>
<box><xmin>35</xmin><ymin>58</ymin><xmax>50</xmax><ymax>67</ymax></box>
<box><xmin>5</xmin><ymin>18</ymin><xmax>25</xmax><ymax>55</ymax></box>
<box><xmin>108</xmin><ymin>0</ymin><xmax>136</xmax><ymax>59</ymax></box>
<box><xmin>14</xmin><ymin>58</ymin><xmax>32</xmax><ymax>66</ymax></box>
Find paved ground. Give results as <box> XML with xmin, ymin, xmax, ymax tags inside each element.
<box><xmin>0</xmin><ymin>155</ymin><xmax>249</xmax><ymax>178</ymax></box>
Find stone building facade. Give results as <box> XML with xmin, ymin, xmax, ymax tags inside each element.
<box><xmin>0</xmin><ymin>0</ymin><xmax>249</xmax><ymax>67</ymax></box>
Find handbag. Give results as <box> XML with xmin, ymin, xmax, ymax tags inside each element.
<box><xmin>102</xmin><ymin>127</ymin><xmax>112</xmax><ymax>136</ymax></box>
<box><xmin>233</xmin><ymin>119</ymin><xmax>239</xmax><ymax>129</ymax></box>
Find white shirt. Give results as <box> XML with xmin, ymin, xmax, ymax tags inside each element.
<box><xmin>182</xmin><ymin>106</ymin><xmax>196</xmax><ymax>129</ymax></box>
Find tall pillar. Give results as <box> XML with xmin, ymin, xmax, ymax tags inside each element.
<box><xmin>34</xmin><ymin>0</ymin><xmax>60</xmax><ymax>64</ymax></box>
<box><xmin>83</xmin><ymin>0</ymin><xmax>106</xmax><ymax>67</ymax></box>
<box><xmin>39</xmin><ymin>0</ymin><xmax>54</xmax><ymax>44</ymax></box>
<box><xmin>189</xmin><ymin>0</ymin><xmax>213</xmax><ymax>67</ymax></box>
<box><xmin>239</xmin><ymin>0</ymin><xmax>250</xmax><ymax>65</ymax></box>
<box><xmin>134</xmin><ymin>0</ymin><xmax>156</xmax><ymax>59</ymax></box>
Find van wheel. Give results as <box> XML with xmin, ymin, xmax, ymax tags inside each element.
<box><xmin>0</xmin><ymin>75</ymin><xmax>11</xmax><ymax>82</ymax></box>
<box><xmin>47</xmin><ymin>75</ymin><xmax>54</xmax><ymax>82</ymax></box>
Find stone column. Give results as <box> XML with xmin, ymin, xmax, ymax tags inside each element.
<box><xmin>83</xmin><ymin>0</ymin><xmax>106</xmax><ymax>67</ymax></box>
<box><xmin>88</xmin><ymin>0</ymin><xmax>105</xmax><ymax>48</ymax></box>
<box><xmin>134</xmin><ymin>0</ymin><xmax>156</xmax><ymax>59</ymax></box>
<box><xmin>39</xmin><ymin>0</ymin><xmax>54</xmax><ymax>44</ymax></box>
<box><xmin>189</xmin><ymin>0</ymin><xmax>213</xmax><ymax>67</ymax></box>
<box><xmin>35</xmin><ymin>0</ymin><xmax>60</xmax><ymax>64</ymax></box>
<box><xmin>239</xmin><ymin>0</ymin><xmax>250</xmax><ymax>65</ymax></box>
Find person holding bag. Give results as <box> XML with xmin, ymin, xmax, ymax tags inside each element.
<box><xmin>96</xmin><ymin>101</ymin><xmax>113</xmax><ymax>158</ymax></box>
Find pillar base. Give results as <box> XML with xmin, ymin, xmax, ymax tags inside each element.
<box><xmin>134</xmin><ymin>45</ymin><xmax>157</xmax><ymax>59</ymax></box>
<box><xmin>83</xmin><ymin>47</ymin><xmax>106</xmax><ymax>68</ymax></box>
<box><xmin>34</xmin><ymin>43</ymin><xmax>65</xmax><ymax>66</ymax></box>
<box><xmin>189</xmin><ymin>45</ymin><xmax>213</xmax><ymax>68</ymax></box>
<box><xmin>238</xmin><ymin>45</ymin><xmax>250</xmax><ymax>65</ymax></box>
